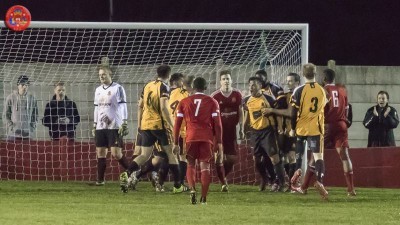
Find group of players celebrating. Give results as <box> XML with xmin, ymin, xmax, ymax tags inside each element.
<box><xmin>92</xmin><ymin>63</ymin><xmax>356</xmax><ymax>204</ymax></box>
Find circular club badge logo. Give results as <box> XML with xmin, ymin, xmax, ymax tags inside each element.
<box><xmin>5</xmin><ymin>5</ymin><xmax>32</xmax><ymax>32</ymax></box>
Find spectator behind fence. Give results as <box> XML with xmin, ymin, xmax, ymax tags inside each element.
<box><xmin>363</xmin><ymin>91</ymin><xmax>399</xmax><ymax>147</ymax></box>
<box><xmin>3</xmin><ymin>75</ymin><xmax>38</xmax><ymax>140</ymax></box>
<box><xmin>42</xmin><ymin>82</ymin><xmax>80</xmax><ymax>141</ymax></box>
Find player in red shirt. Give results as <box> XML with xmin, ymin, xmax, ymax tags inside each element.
<box><xmin>174</xmin><ymin>77</ymin><xmax>223</xmax><ymax>204</ymax></box>
<box><xmin>211</xmin><ymin>70</ymin><xmax>243</xmax><ymax>192</ymax></box>
<box><xmin>323</xmin><ymin>69</ymin><xmax>356</xmax><ymax>196</ymax></box>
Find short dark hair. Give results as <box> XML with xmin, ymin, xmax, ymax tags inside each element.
<box><xmin>255</xmin><ymin>69</ymin><xmax>267</xmax><ymax>78</ymax></box>
<box><xmin>323</xmin><ymin>69</ymin><xmax>335</xmax><ymax>83</ymax></box>
<box><xmin>184</xmin><ymin>75</ymin><xmax>195</xmax><ymax>87</ymax></box>
<box><xmin>219</xmin><ymin>70</ymin><xmax>231</xmax><ymax>80</ymax></box>
<box><xmin>193</xmin><ymin>77</ymin><xmax>207</xmax><ymax>91</ymax></box>
<box><xmin>248</xmin><ymin>76</ymin><xmax>263</xmax><ymax>85</ymax></box>
<box><xmin>288</xmin><ymin>72</ymin><xmax>300</xmax><ymax>83</ymax></box>
<box><xmin>169</xmin><ymin>73</ymin><xmax>184</xmax><ymax>85</ymax></box>
<box><xmin>17</xmin><ymin>75</ymin><xmax>30</xmax><ymax>85</ymax></box>
<box><xmin>254</xmin><ymin>70</ymin><xmax>268</xmax><ymax>87</ymax></box>
<box><xmin>157</xmin><ymin>64</ymin><xmax>171</xmax><ymax>79</ymax></box>
<box><xmin>377</xmin><ymin>90</ymin><xmax>389</xmax><ymax>100</ymax></box>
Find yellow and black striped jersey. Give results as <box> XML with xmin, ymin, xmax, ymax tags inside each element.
<box><xmin>291</xmin><ymin>82</ymin><xmax>327</xmax><ymax>136</ymax></box>
<box><xmin>243</xmin><ymin>94</ymin><xmax>277</xmax><ymax>130</ymax></box>
<box><xmin>169</xmin><ymin>87</ymin><xmax>189</xmax><ymax>137</ymax></box>
<box><xmin>140</xmin><ymin>80</ymin><xmax>170</xmax><ymax>130</ymax></box>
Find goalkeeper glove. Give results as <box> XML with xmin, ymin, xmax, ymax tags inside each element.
<box><xmin>118</xmin><ymin>121</ymin><xmax>129</xmax><ymax>136</ymax></box>
<box><xmin>92</xmin><ymin>123</ymin><xmax>96</xmax><ymax>137</ymax></box>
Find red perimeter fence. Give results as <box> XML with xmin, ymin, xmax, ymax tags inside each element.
<box><xmin>1</xmin><ymin>139</ymin><xmax>399</xmax><ymax>188</ymax></box>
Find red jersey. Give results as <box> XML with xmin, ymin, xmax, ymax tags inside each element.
<box><xmin>211</xmin><ymin>89</ymin><xmax>242</xmax><ymax>133</ymax></box>
<box><xmin>324</xmin><ymin>84</ymin><xmax>349</xmax><ymax>124</ymax></box>
<box><xmin>176</xmin><ymin>93</ymin><xmax>221</xmax><ymax>144</ymax></box>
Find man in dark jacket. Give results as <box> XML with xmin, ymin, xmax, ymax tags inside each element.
<box><xmin>43</xmin><ymin>82</ymin><xmax>80</xmax><ymax>140</ymax></box>
<box><xmin>363</xmin><ymin>91</ymin><xmax>399</xmax><ymax>147</ymax></box>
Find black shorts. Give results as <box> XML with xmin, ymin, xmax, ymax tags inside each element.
<box><xmin>296</xmin><ymin>135</ymin><xmax>323</xmax><ymax>154</ymax></box>
<box><xmin>135</xmin><ymin>130</ymin><xmax>143</xmax><ymax>147</ymax></box>
<box><xmin>95</xmin><ymin>129</ymin><xmax>123</xmax><ymax>148</ymax></box>
<box><xmin>280</xmin><ymin>135</ymin><xmax>296</xmax><ymax>154</ymax></box>
<box><xmin>251</xmin><ymin>127</ymin><xmax>279</xmax><ymax>157</ymax></box>
<box><xmin>141</xmin><ymin>129</ymin><xmax>171</xmax><ymax>147</ymax></box>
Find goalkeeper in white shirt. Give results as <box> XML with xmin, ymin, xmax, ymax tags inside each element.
<box><xmin>92</xmin><ymin>66</ymin><xmax>130</xmax><ymax>186</ymax></box>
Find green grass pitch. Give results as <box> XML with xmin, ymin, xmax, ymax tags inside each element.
<box><xmin>0</xmin><ymin>181</ymin><xmax>399</xmax><ymax>225</ymax></box>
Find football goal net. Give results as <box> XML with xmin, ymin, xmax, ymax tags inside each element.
<box><xmin>0</xmin><ymin>22</ymin><xmax>308</xmax><ymax>183</ymax></box>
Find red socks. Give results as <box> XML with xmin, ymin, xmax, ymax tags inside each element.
<box><xmin>201</xmin><ymin>169</ymin><xmax>211</xmax><ymax>198</ymax></box>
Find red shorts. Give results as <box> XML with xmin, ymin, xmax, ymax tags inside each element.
<box><xmin>324</xmin><ymin>121</ymin><xmax>349</xmax><ymax>149</ymax></box>
<box><xmin>186</xmin><ymin>141</ymin><xmax>213</xmax><ymax>163</ymax></box>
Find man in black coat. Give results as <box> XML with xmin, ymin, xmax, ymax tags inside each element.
<box><xmin>43</xmin><ymin>82</ymin><xmax>80</xmax><ymax>140</ymax></box>
<box><xmin>363</xmin><ymin>91</ymin><xmax>399</xmax><ymax>147</ymax></box>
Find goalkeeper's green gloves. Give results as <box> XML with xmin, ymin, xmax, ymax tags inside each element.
<box><xmin>92</xmin><ymin>123</ymin><xmax>97</xmax><ymax>137</ymax></box>
<box><xmin>118</xmin><ymin>121</ymin><xmax>129</xmax><ymax>136</ymax></box>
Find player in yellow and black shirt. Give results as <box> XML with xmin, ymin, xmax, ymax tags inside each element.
<box><xmin>289</xmin><ymin>63</ymin><xmax>329</xmax><ymax>200</ymax></box>
<box><xmin>120</xmin><ymin>65</ymin><xmax>185</xmax><ymax>194</ymax></box>
<box><xmin>254</xmin><ymin>69</ymin><xmax>287</xmax><ymax>191</ymax></box>
<box><xmin>243</xmin><ymin>76</ymin><xmax>287</xmax><ymax>192</ymax></box>
<box><xmin>168</xmin><ymin>73</ymin><xmax>194</xmax><ymax>189</ymax></box>
<box><xmin>262</xmin><ymin>72</ymin><xmax>301</xmax><ymax>187</ymax></box>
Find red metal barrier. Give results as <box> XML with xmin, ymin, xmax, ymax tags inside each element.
<box><xmin>1</xmin><ymin>139</ymin><xmax>399</xmax><ymax>188</ymax></box>
<box><xmin>323</xmin><ymin>147</ymin><xmax>400</xmax><ymax>188</ymax></box>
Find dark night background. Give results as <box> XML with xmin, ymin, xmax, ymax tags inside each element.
<box><xmin>1</xmin><ymin>0</ymin><xmax>399</xmax><ymax>66</ymax></box>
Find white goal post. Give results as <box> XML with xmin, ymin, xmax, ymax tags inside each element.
<box><xmin>0</xmin><ymin>22</ymin><xmax>308</xmax><ymax>182</ymax></box>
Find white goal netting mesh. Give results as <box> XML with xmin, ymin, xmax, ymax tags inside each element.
<box><xmin>0</xmin><ymin>22</ymin><xmax>307</xmax><ymax>183</ymax></box>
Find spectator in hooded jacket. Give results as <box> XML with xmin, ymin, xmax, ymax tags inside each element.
<box><xmin>3</xmin><ymin>75</ymin><xmax>38</xmax><ymax>140</ymax></box>
<box><xmin>43</xmin><ymin>82</ymin><xmax>80</xmax><ymax>140</ymax></box>
<box><xmin>363</xmin><ymin>91</ymin><xmax>399</xmax><ymax>147</ymax></box>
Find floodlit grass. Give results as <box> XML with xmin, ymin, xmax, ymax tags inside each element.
<box><xmin>0</xmin><ymin>181</ymin><xmax>399</xmax><ymax>225</ymax></box>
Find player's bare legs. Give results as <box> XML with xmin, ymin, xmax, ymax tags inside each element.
<box><xmin>337</xmin><ymin>147</ymin><xmax>356</xmax><ymax>196</ymax></box>
<box><xmin>132</xmin><ymin>145</ymin><xmax>142</xmax><ymax>160</ymax></box>
<box><xmin>110</xmin><ymin>147</ymin><xmax>129</xmax><ymax>169</ymax></box>
<box><xmin>132</xmin><ymin>146</ymin><xmax>154</xmax><ymax>166</ymax></box>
